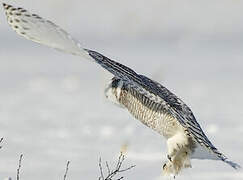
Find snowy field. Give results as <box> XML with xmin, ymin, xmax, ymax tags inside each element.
<box><xmin>0</xmin><ymin>1</ymin><xmax>243</xmax><ymax>180</ymax></box>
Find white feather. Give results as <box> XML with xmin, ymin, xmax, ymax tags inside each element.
<box><xmin>2</xmin><ymin>3</ymin><xmax>91</xmax><ymax>59</ymax></box>
<box><xmin>104</xmin><ymin>79</ymin><xmax>124</xmax><ymax>108</ymax></box>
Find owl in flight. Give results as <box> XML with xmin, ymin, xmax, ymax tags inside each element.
<box><xmin>2</xmin><ymin>3</ymin><xmax>240</xmax><ymax>177</ymax></box>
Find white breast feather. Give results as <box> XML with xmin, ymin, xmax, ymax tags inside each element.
<box><xmin>104</xmin><ymin>79</ymin><xmax>124</xmax><ymax>108</ymax></box>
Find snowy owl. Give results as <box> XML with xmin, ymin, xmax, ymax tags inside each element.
<box><xmin>2</xmin><ymin>3</ymin><xmax>240</xmax><ymax>177</ymax></box>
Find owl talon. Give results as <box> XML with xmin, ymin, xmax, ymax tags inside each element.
<box><xmin>163</xmin><ymin>163</ymin><xmax>167</xmax><ymax>169</ymax></box>
<box><xmin>167</xmin><ymin>154</ymin><xmax>172</xmax><ymax>162</ymax></box>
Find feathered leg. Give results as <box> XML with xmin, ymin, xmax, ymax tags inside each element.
<box><xmin>162</xmin><ymin>133</ymin><xmax>193</xmax><ymax>177</ymax></box>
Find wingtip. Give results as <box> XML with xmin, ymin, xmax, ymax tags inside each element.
<box><xmin>234</xmin><ymin>163</ymin><xmax>241</xmax><ymax>170</ymax></box>
<box><xmin>224</xmin><ymin>159</ymin><xmax>241</xmax><ymax>170</ymax></box>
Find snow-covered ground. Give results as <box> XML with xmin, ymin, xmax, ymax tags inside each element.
<box><xmin>0</xmin><ymin>1</ymin><xmax>243</xmax><ymax>180</ymax></box>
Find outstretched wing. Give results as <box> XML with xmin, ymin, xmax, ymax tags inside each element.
<box><xmin>2</xmin><ymin>3</ymin><xmax>240</xmax><ymax>169</ymax></box>
<box><xmin>2</xmin><ymin>3</ymin><xmax>90</xmax><ymax>58</ymax></box>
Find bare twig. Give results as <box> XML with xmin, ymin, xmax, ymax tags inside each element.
<box><xmin>99</xmin><ymin>158</ymin><xmax>104</xmax><ymax>180</ymax></box>
<box><xmin>17</xmin><ymin>154</ymin><xmax>23</xmax><ymax>180</ymax></box>
<box><xmin>105</xmin><ymin>161</ymin><xmax>111</xmax><ymax>175</ymax></box>
<box><xmin>98</xmin><ymin>152</ymin><xmax>135</xmax><ymax>180</ymax></box>
<box><xmin>0</xmin><ymin>138</ymin><xmax>3</xmax><ymax>149</ymax></box>
<box><xmin>63</xmin><ymin>161</ymin><xmax>70</xmax><ymax>180</ymax></box>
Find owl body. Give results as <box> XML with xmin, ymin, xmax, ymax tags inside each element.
<box><xmin>105</xmin><ymin>77</ymin><xmax>200</xmax><ymax>175</ymax></box>
<box><xmin>105</xmin><ymin>78</ymin><xmax>180</xmax><ymax>136</ymax></box>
